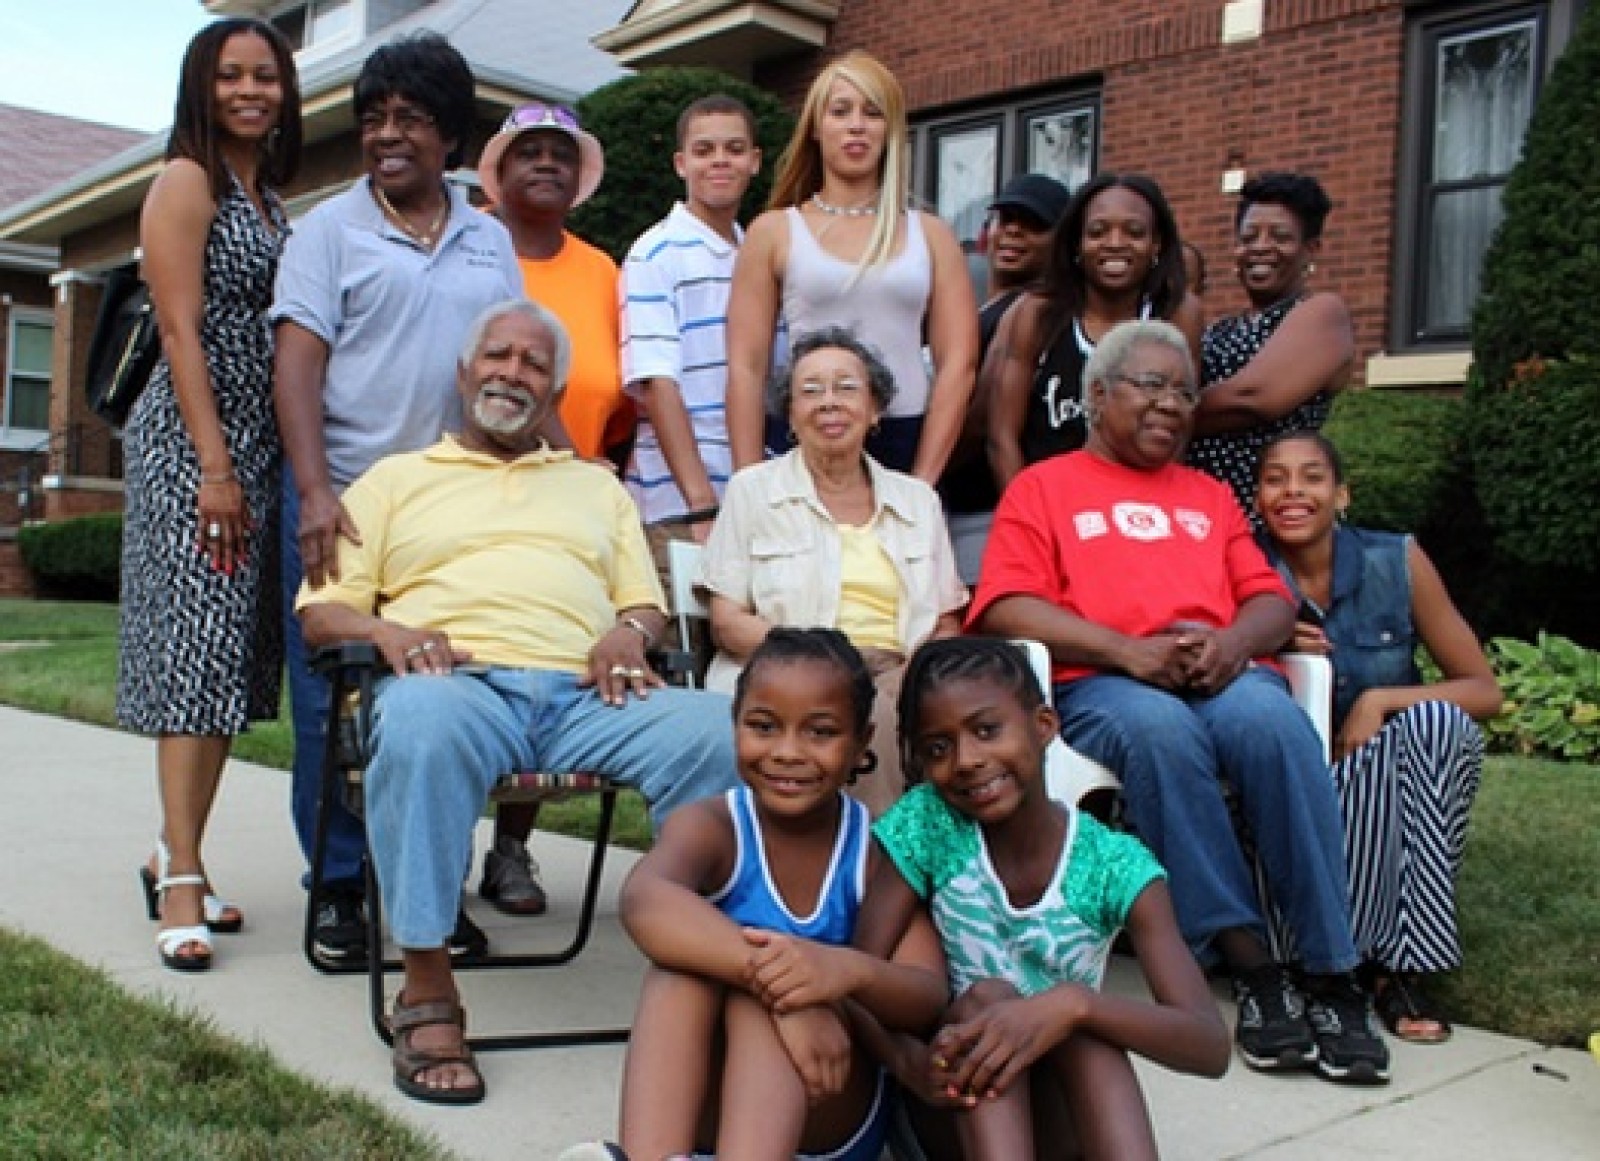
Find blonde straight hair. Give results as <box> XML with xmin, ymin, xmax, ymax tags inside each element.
<box><xmin>768</xmin><ymin>50</ymin><xmax>910</xmax><ymax>273</ymax></box>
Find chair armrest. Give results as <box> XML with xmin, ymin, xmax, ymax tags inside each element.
<box><xmin>1280</xmin><ymin>652</ymin><xmax>1333</xmax><ymax>765</ymax></box>
<box><xmin>1011</xmin><ymin>637</ymin><xmax>1124</xmax><ymax>804</ymax></box>
<box><xmin>309</xmin><ymin>641</ymin><xmax>385</xmax><ymax>771</ymax></box>
<box><xmin>310</xmin><ymin>640</ymin><xmax>383</xmax><ymax>678</ymax></box>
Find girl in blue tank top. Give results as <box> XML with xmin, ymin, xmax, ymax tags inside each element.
<box><xmin>607</xmin><ymin>628</ymin><xmax>947</xmax><ymax>1161</ymax></box>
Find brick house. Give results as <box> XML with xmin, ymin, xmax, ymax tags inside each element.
<box><xmin>598</xmin><ymin>0</ymin><xmax>1587</xmax><ymax>389</ymax></box>
<box><xmin>0</xmin><ymin>0</ymin><xmax>626</xmax><ymax>545</ymax></box>
<box><xmin>0</xmin><ymin>105</ymin><xmax>144</xmax><ymax>527</ymax></box>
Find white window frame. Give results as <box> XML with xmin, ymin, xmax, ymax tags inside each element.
<box><xmin>290</xmin><ymin>0</ymin><xmax>364</xmax><ymax>64</ymax></box>
<box><xmin>3</xmin><ymin>307</ymin><xmax>53</xmax><ymax>448</ymax></box>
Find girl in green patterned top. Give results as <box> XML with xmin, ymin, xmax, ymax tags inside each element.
<box><xmin>864</xmin><ymin>637</ymin><xmax>1227</xmax><ymax>1159</ymax></box>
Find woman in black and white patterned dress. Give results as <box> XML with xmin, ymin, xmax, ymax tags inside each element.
<box><xmin>119</xmin><ymin>18</ymin><xmax>300</xmax><ymax>971</ymax></box>
<box><xmin>1187</xmin><ymin>173</ymin><xmax>1353</xmax><ymax>519</ymax></box>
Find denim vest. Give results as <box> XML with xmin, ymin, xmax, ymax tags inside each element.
<box><xmin>1263</xmin><ymin>525</ymin><xmax>1420</xmax><ymax>731</ymax></box>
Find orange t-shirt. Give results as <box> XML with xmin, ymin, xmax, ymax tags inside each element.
<box><xmin>517</xmin><ymin>234</ymin><xmax>630</xmax><ymax>460</ymax></box>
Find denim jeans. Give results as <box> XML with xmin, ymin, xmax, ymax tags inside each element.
<box><xmin>366</xmin><ymin>668</ymin><xmax>737</xmax><ymax>948</ymax></box>
<box><xmin>1055</xmin><ymin>667</ymin><xmax>1357</xmax><ymax>974</ymax></box>
<box><xmin>281</xmin><ymin>485</ymin><xmax>367</xmax><ymax>891</ymax></box>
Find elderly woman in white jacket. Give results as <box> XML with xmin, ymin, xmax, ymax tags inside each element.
<box><xmin>702</xmin><ymin>327</ymin><xmax>967</xmax><ymax>814</ymax></box>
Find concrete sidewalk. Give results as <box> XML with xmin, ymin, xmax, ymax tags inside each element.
<box><xmin>0</xmin><ymin>704</ymin><xmax>1592</xmax><ymax>1160</ymax></box>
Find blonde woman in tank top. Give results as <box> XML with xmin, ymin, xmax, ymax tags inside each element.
<box><xmin>726</xmin><ymin>50</ymin><xmax>978</xmax><ymax>483</ymax></box>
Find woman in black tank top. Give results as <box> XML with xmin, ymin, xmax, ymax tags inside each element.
<box><xmin>984</xmin><ymin>173</ymin><xmax>1202</xmax><ymax>492</ymax></box>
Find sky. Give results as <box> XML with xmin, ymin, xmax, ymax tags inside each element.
<box><xmin>0</xmin><ymin>0</ymin><xmax>214</xmax><ymax>132</ymax></box>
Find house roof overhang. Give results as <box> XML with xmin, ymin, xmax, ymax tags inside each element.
<box><xmin>593</xmin><ymin>0</ymin><xmax>837</xmax><ymax>72</ymax></box>
<box><xmin>0</xmin><ymin>60</ymin><xmax>560</xmax><ymax>248</ymax></box>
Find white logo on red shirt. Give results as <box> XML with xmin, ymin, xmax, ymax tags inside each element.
<box><xmin>1175</xmin><ymin>508</ymin><xmax>1212</xmax><ymax>541</ymax></box>
<box><xmin>1112</xmin><ymin>502</ymin><xmax>1171</xmax><ymax>541</ymax></box>
<box><xmin>1074</xmin><ymin>510</ymin><xmax>1109</xmax><ymax>540</ymax></box>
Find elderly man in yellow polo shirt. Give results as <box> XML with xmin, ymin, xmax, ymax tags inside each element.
<box><xmin>297</xmin><ymin>299</ymin><xmax>735</xmax><ymax>1106</ymax></box>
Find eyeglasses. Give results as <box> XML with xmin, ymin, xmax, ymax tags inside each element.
<box><xmin>796</xmin><ymin>376</ymin><xmax>866</xmax><ymax>400</ymax></box>
<box><xmin>357</xmin><ymin>104</ymin><xmax>436</xmax><ymax>136</ymax></box>
<box><xmin>1115</xmin><ymin>372</ymin><xmax>1201</xmax><ymax>408</ymax></box>
<box><xmin>501</xmin><ymin>103</ymin><xmax>580</xmax><ymax>135</ymax></box>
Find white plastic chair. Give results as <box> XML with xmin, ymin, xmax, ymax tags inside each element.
<box><xmin>666</xmin><ymin>539</ymin><xmax>710</xmax><ymax>688</ymax></box>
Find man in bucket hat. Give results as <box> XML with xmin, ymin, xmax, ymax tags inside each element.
<box><xmin>477</xmin><ymin>103</ymin><xmax>627</xmax><ymax>915</ymax></box>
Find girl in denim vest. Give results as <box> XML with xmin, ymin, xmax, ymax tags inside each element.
<box><xmin>1258</xmin><ymin>431</ymin><xmax>1503</xmax><ymax>1044</ymax></box>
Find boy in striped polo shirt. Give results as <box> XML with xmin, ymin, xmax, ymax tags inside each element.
<box><xmin>621</xmin><ymin>96</ymin><xmax>762</xmax><ymax>588</ymax></box>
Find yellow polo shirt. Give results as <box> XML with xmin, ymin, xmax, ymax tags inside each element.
<box><xmin>298</xmin><ymin>436</ymin><xmax>663</xmax><ymax>673</ymax></box>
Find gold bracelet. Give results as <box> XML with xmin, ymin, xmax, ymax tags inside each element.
<box><xmin>200</xmin><ymin>471</ymin><xmax>236</xmax><ymax>485</ymax></box>
<box><xmin>619</xmin><ymin>614</ymin><xmax>656</xmax><ymax>649</ymax></box>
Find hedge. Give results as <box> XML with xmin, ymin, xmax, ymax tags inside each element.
<box><xmin>18</xmin><ymin>513</ymin><xmax>121</xmax><ymax>600</ymax></box>
<box><xmin>1467</xmin><ymin>3</ymin><xmax>1600</xmax><ymax>574</ymax></box>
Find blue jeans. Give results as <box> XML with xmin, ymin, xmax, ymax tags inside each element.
<box><xmin>281</xmin><ymin>485</ymin><xmax>367</xmax><ymax>891</ymax></box>
<box><xmin>366</xmin><ymin>668</ymin><xmax>736</xmax><ymax>948</ymax></box>
<box><xmin>1054</xmin><ymin>668</ymin><xmax>1357</xmax><ymax>974</ymax></box>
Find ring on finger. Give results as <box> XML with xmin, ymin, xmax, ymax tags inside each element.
<box><xmin>405</xmin><ymin>645</ymin><xmax>425</xmax><ymax>659</ymax></box>
<box><xmin>627</xmin><ymin>667</ymin><xmax>646</xmax><ymax>679</ymax></box>
<box><xmin>420</xmin><ymin>641</ymin><xmax>437</xmax><ymax>652</ymax></box>
<box><xmin>608</xmin><ymin>664</ymin><xmax>631</xmax><ymax>678</ymax></box>
<box><xmin>206</xmin><ymin>522</ymin><xmax>222</xmax><ymax>539</ymax></box>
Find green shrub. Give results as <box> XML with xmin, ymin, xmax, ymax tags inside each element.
<box><xmin>1467</xmin><ymin>4</ymin><xmax>1600</xmax><ymax>572</ymax></box>
<box><xmin>1323</xmin><ymin>389</ymin><xmax>1465</xmax><ymax>533</ymax></box>
<box><xmin>572</xmin><ymin>67</ymin><xmax>794</xmax><ymax>262</ymax></box>
<box><xmin>1467</xmin><ymin>356</ymin><xmax>1600</xmax><ymax>570</ymax></box>
<box><xmin>17</xmin><ymin>513</ymin><xmax>122</xmax><ymax>600</ymax></box>
<box><xmin>1481</xmin><ymin>633</ymin><xmax>1600</xmax><ymax>763</ymax></box>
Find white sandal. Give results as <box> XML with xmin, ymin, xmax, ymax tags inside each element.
<box><xmin>139</xmin><ymin>840</ymin><xmax>243</xmax><ymax>934</ymax></box>
<box><xmin>149</xmin><ymin>842</ymin><xmax>214</xmax><ymax>971</ymax></box>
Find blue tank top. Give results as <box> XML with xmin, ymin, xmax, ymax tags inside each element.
<box><xmin>710</xmin><ymin>787</ymin><xmax>870</xmax><ymax>943</ymax></box>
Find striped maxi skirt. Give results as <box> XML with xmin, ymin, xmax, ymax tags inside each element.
<box><xmin>1258</xmin><ymin>700</ymin><xmax>1485</xmax><ymax>974</ymax></box>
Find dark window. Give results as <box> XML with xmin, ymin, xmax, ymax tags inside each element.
<box><xmin>912</xmin><ymin>90</ymin><xmax>1099</xmax><ymax>298</ymax></box>
<box><xmin>1393</xmin><ymin>1</ymin><xmax>1583</xmax><ymax>347</ymax></box>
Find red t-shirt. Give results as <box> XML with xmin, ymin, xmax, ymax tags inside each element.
<box><xmin>969</xmin><ymin>450</ymin><xmax>1293</xmax><ymax>683</ymax></box>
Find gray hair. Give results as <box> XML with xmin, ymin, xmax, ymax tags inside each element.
<box><xmin>1082</xmin><ymin>319</ymin><xmax>1196</xmax><ymax>424</ymax></box>
<box><xmin>458</xmin><ymin>298</ymin><xmax>572</xmax><ymax>399</ymax></box>
<box><xmin>767</xmin><ymin>326</ymin><xmax>898</xmax><ymax>419</ymax></box>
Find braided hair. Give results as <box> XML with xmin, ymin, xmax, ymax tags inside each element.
<box><xmin>734</xmin><ymin>627</ymin><xmax>876</xmax><ymax>740</ymax></box>
<box><xmin>897</xmin><ymin>637</ymin><xmax>1045</xmax><ymax>783</ymax></box>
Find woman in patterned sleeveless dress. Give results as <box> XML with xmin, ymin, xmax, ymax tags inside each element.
<box><xmin>725</xmin><ymin>50</ymin><xmax>978</xmax><ymax>482</ymax></box>
<box><xmin>119</xmin><ymin>18</ymin><xmax>301</xmax><ymax>972</ymax></box>
<box><xmin>1187</xmin><ymin>172</ymin><xmax>1354</xmax><ymax>520</ymax></box>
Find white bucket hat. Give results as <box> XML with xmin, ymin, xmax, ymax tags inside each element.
<box><xmin>477</xmin><ymin>103</ymin><xmax>605</xmax><ymax>209</ymax></box>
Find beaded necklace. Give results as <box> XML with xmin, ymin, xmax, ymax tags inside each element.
<box><xmin>810</xmin><ymin>191</ymin><xmax>878</xmax><ymax>218</ymax></box>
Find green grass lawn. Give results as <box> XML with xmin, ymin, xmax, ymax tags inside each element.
<box><xmin>2</xmin><ymin>598</ymin><xmax>1596</xmax><ymax>1046</ymax></box>
<box><xmin>0</xmin><ymin>927</ymin><xmax>453</xmax><ymax>1160</ymax></box>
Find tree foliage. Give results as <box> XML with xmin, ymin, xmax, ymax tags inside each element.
<box><xmin>1467</xmin><ymin>3</ymin><xmax>1600</xmax><ymax>571</ymax></box>
<box><xmin>571</xmin><ymin>67</ymin><xmax>795</xmax><ymax>263</ymax></box>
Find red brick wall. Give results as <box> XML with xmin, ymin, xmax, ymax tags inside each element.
<box><xmin>0</xmin><ymin>537</ymin><xmax>38</xmax><ymax>598</ymax></box>
<box><xmin>759</xmin><ymin>0</ymin><xmax>1407</xmax><ymax>374</ymax></box>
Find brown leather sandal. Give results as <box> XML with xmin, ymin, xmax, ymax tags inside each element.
<box><xmin>391</xmin><ymin>996</ymin><xmax>486</xmax><ymax>1105</ymax></box>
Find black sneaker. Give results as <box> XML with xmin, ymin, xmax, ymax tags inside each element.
<box><xmin>312</xmin><ymin>889</ymin><xmax>368</xmax><ymax>966</ymax></box>
<box><xmin>1232</xmin><ymin>963</ymin><xmax>1318</xmax><ymax>1072</ymax></box>
<box><xmin>449</xmin><ymin>907</ymin><xmax>490</xmax><ymax>962</ymax></box>
<box><xmin>1304</xmin><ymin>976</ymin><xmax>1392</xmax><ymax>1085</ymax></box>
